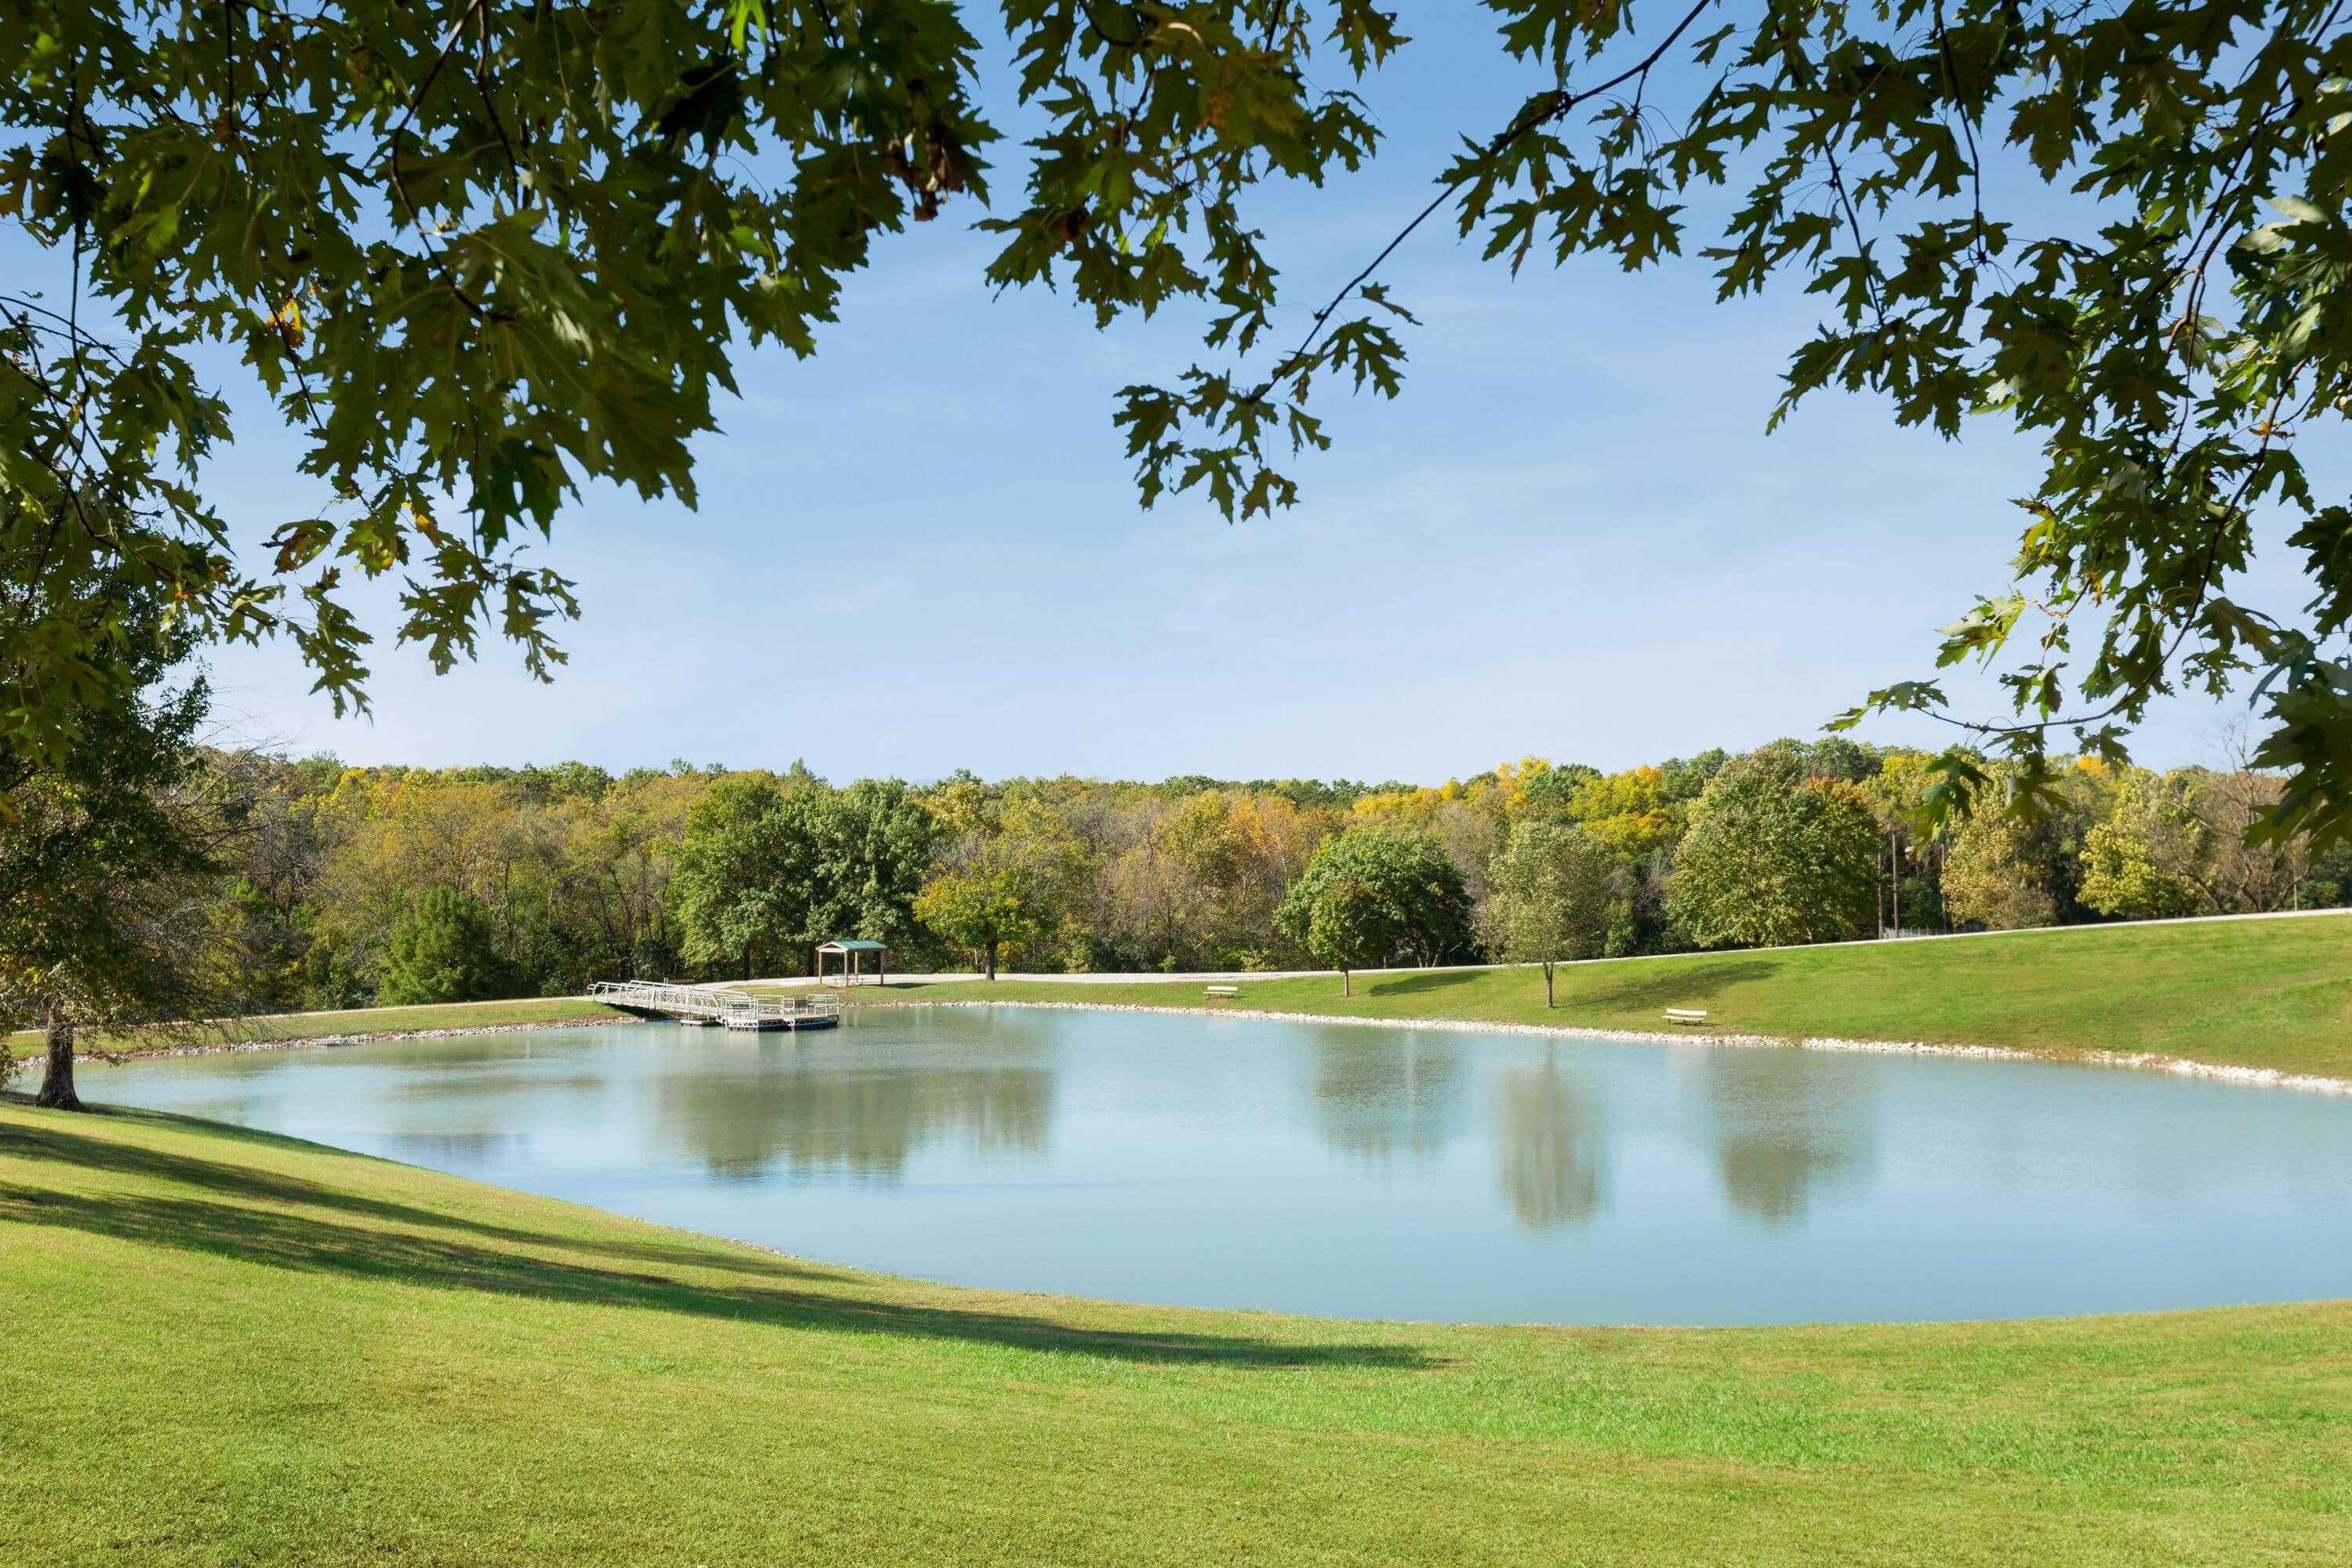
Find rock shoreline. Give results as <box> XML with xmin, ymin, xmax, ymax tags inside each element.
<box><xmin>51</xmin><ymin>1013</ymin><xmax>643</xmax><ymax>1069</ymax></box>
<box><xmin>884</xmin><ymin>997</ymin><xmax>2352</xmax><ymax>1097</ymax></box>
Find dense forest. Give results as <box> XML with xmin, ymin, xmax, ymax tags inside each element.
<box><xmin>187</xmin><ymin>737</ymin><xmax>2349</xmax><ymax>1013</ymax></box>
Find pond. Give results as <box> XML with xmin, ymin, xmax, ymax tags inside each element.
<box><xmin>86</xmin><ymin>1007</ymin><xmax>2352</xmax><ymax>1325</ymax></box>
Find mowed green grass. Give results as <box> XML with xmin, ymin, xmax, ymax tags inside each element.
<box><xmin>2</xmin><ymin>1099</ymin><xmax>2349</xmax><ymax>1566</ymax></box>
<box><xmin>850</xmin><ymin>913</ymin><xmax>2352</xmax><ymax>1079</ymax></box>
<box><xmin>4</xmin><ymin>994</ymin><xmax>630</xmax><ymax>1069</ymax></box>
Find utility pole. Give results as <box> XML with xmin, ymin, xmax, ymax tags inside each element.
<box><xmin>1876</xmin><ymin>839</ymin><xmax>1886</xmax><ymax>938</ymax></box>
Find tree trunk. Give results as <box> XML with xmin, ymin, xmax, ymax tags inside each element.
<box><xmin>984</xmin><ymin>941</ymin><xmax>997</xmax><ymax>982</ymax></box>
<box><xmin>34</xmin><ymin>1004</ymin><xmax>82</xmax><ymax>1112</ymax></box>
<box><xmin>1341</xmin><ymin>967</ymin><xmax>1351</xmax><ymax>997</ymax></box>
<box><xmin>742</xmin><ymin>942</ymin><xmax>753</xmax><ymax>981</ymax></box>
<box><xmin>1544</xmin><ymin>960</ymin><xmax>1555</xmax><ymax>1009</ymax></box>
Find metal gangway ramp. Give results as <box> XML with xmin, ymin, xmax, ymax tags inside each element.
<box><xmin>588</xmin><ymin>979</ymin><xmax>842</xmax><ymax>1032</ymax></box>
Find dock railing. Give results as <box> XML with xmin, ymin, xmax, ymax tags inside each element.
<box><xmin>588</xmin><ymin>979</ymin><xmax>842</xmax><ymax>1029</ymax></box>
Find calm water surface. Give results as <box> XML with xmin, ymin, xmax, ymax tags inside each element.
<box><xmin>89</xmin><ymin>1007</ymin><xmax>2352</xmax><ymax>1324</ymax></box>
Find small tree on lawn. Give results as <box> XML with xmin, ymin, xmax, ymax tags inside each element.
<box><xmin>1479</xmin><ymin>820</ymin><xmax>1613</xmax><ymax>1007</ymax></box>
<box><xmin>1276</xmin><ymin>829</ymin><xmax>1470</xmax><ymax>995</ymax></box>
<box><xmin>914</xmin><ymin>864</ymin><xmax>1042</xmax><ymax>981</ymax></box>
<box><xmin>1300</xmin><ymin>876</ymin><xmax>1396</xmax><ymax>997</ymax></box>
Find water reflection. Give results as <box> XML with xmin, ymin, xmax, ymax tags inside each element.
<box><xmin>654</xmin><ymin>1051</ymin><xmax>1054</xmax><ymax>1181</ymax></box>
<box><xmin>1491</xmin><ymin>1050</ymin><xmax>1606</xmax><ymax>1232</ymax></box>
<box><xmin>1696</xmin><ymin>1049</ymin><xmax>1880</xmax><ymax>1225</ymax></box>
<box><xmin>85</xmin><ymin>1011</ymin><xmax>2352</xmax><ymax>1325</ymax></box>
<box><xmin>1305</xmin><ymin>1030</ymin><xmax>1468</xmax><ymax>1162</ymax></box>
<box><xmin>383</xmin><ymin>1131</ymin><xmax>532</xmax><ymax>1164</ymax></box>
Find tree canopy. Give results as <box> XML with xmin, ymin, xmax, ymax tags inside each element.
<box><xmin>0</xmin><ymin>579</ymin><xmax>221</xmax><ymax>1109</ymax></box>
<box><xmin>822</xmin><ymin>779</ymin><xmax>941</xmax><ymax>948</ymax></box>
<box><xmin>379</xmin><ymin>887</ymin><xmax>509</xmax><ymax>1005</ymax></box>
<box><xmin>1276</xmin><ymin>826</ymin><xmax>1472</xmax><ymax>974</ymax></box>
<box><xmin>1298</xmin><ymin>875</ymin><xmax>1396</xmax><ymax>994</ymax></box>
<box><xmin>665</xmin><ymin>768</ymin><xmax>933</xmax><ymax>977</ymax></box>
<box><xmin>7</xmin><ymin>0</ymin><xmax>2352</xmax><ymax>837</ymax></box>
<box><xmin>1668</xmin><ymin>748</ymin><xmax>1879</xmax><ymax>948</ymax></box>
<box><xmin>914</xmin><ymin>859</ymin><xmax>1045</xmax><ymax>980</ymax></box>
<box><xmin>11</xmin><ymin>739</ymin><xmax>2352</xmax><ymax>1074</ymax></box>
<box><xmin>668</xmin><ymin>774</ymin><xmax>822</xmax><ymax>978</ymax></box>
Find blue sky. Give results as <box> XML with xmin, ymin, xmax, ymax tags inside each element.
<box><xmin>59</xmin><ymin>11</ymin><xmax>2319</xmax><ymax>782</ymax></box>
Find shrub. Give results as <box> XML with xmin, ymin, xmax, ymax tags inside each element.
<box><xmin>379</xmin><ymin>888</ymin><xmax>510</xmax><ymax>1005</ymax></box>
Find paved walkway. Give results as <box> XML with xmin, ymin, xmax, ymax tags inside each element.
<box><xmin>753</xmin><ymin>964</ymin><xmax>1476</xmax><ymax>989</ymax></box>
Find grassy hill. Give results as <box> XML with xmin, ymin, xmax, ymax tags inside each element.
<box><xmin>848</xmin><ymin>913</ymin><xmax>2352</xmax><ymax>1080</ymax></box>
<box><xmin>3</xmin><ymin>1098</ymin><xmax>2349</xmax><ymax>1565</ymax></box>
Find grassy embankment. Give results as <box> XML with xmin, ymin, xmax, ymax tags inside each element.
<box><xmin>2</xmin><ymin>994</ymin><xmax>630</xmax><ymax>1072</ymax></box>
<box><xmin>844</xmin><ymin>912</ymin><xmax>2352</xmax><ymax>1080</ymax></box>
<box><xmin>3</xmin><ymin>1099</ymin><xmax>2349</xmax><ymax>1565</ymax></box>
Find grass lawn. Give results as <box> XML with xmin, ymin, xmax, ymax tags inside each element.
<box><xmin>844</xmin><ymin>912</ymin><xmax>2352</xmax><ymax>1080</ymax></box>
<box><xmin>3</xmin><ymin>994</ymin><xmax>631</xmax><ymax>1070</ymax></box>
<box><xmin>2</xmin><ymin>1098</ymin><xmax>2349</xmax><ymax>1565</ymax></box>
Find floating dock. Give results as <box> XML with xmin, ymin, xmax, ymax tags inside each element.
<box><xmin>587</xmin><ymin>979</ymin><xmax>842</xmax><ymax>1032</ymax></box>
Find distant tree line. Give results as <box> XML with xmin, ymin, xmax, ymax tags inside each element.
<box><xmin>134</xmin><ymin>733</ymin><xmax>2352</xmax><ymax>1014</ymax></box>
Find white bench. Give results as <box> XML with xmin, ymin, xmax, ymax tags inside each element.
<box><xmin>1205</xmin><ymin>984</ymin><xmax>1240</xmax><ymax>1001</ymax></box>
<box><xmin>1664</xmin><ymin>1008</ymin><xmax>1708</xmax><ymax>1026</ymax></box>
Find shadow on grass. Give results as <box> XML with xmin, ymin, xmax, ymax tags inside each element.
<box><xmin>1364</xmin><ymin>969</ymin><xmax>1483</xmax><ymax>997</ymax></box>
<box><xmin>0</xmin><ymin>1108</ymin><xmax>814</xmax><ymax>1281</ymax></box>
<box><xmin>1575</xmin><ymin>959</ymin><xmax>1781</xmax><ymax>1017</ymax></box>
<box><xmin>1</xmin><ymin>1112</ymin><xmax>1438</xmax><ymax>1372</ymax></box>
